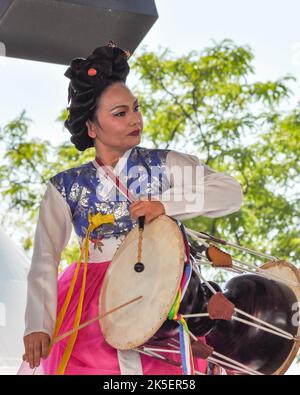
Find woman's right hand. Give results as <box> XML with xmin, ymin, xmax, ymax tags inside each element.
<box><xmin>23</xmin><ymin>332</ymin><xmax>51</xmax><ymax>369</ymax></box>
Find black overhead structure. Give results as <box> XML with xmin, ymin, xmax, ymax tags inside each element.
<box><xmin>0</xmin><ymin>0</ymin><xmax>158</xmax><ymax>65</ymax></box>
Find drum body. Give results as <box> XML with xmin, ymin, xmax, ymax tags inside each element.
<box><xmin>99</xmin><ymin>216</ymin><xmax>300</xmax><ymax>374</ymax></box>
<box><xmin>205</xmin><ymin>261</ymin><xmax>300</xmax><ymax>375</ymax></box>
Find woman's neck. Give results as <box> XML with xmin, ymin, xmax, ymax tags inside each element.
<box><xmin>95</xmin><ymin>146</ymin><xmax>129</xmax><ymax>167</ymax></box>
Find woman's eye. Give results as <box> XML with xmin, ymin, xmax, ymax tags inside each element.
<box><xmin>114</xmin><ymin>112</ymin><xmax>126</xmax><ymax>117</ymax></box>
<box><xmin>114</xmin><ymin>105</ymin><xmax>140</xmax><ymax>117</ymax></box>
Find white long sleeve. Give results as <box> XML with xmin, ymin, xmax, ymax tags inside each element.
<box><xmin>161</xmin><ymin>150</ymin><xmax>243</xmax><ymax>220</ymax></box>
<box><xmin>24</xmin><ymin>182</ymin><xmax>72</xmax><ymax>338</ymax></box>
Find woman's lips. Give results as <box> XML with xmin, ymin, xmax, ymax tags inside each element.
<box><xmin>129</xmin><ymin>129</ymin><xmax>141</xmax><ymax>136</ymax></box>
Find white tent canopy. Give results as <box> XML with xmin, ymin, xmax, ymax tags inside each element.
<box><xmin>0</xmin><ymin>228</ymin><xmax>29</xmax><ymax>375</ymax></box>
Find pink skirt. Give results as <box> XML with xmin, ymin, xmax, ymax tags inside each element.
<box><xmin>35</xmin><ymin>261</ymin><xmax>207</xmax><ymax>375</ymax></box>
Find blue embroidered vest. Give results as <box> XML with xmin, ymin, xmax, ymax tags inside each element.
<box><xmin>50</xmin><ymin>146</ymin><xmax>171</xmax><ymax>241</ymax></box>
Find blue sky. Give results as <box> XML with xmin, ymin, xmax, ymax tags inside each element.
<box><xmin>0</xmin><ymin>0</ymin><xmax>300</xmax><ymax>146</ymax></box>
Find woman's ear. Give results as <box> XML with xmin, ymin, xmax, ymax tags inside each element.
<box><xmin>86</xmin><ymin>120</ymin><xmax>96</xmax><ymax>138</ymax></box>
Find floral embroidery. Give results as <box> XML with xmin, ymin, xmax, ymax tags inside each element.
<box><xmin>50</xmin><ymin>147</ymin><xmax>171</xmax><ymax>242</ymax></box>
<box><xmin>90</xmin><ymin>237</ymin><xmax>104</xmax><ymax>252</ymax></box>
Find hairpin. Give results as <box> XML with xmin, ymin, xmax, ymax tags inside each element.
<box><xmin>123</xmin><ymin>49</ymin><xmax>132</xmax><ymax>59</ymax></box>
<box><xmin>107</xmin><ymin>40</ymin><xmax>117</xmax><ymax>48</ymax></box>
<box><xmin>87</xmin><ymin>68</ymin><xmax>97</xmax><ymax>76</ymax></box>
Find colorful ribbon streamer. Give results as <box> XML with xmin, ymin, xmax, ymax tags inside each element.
<box><xmin>48</xmin><ymin>212</ymin><xmax>115</xmax><ymax>375</ymax></box>
<box><xmin>168</xmin><ymin>224</ymin><xmax>195</xmax><ymax>375</ymax></box>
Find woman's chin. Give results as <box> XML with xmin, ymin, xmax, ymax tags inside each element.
<box><xmin>127</xmin><ymin>135</ymin><xmax>141</xmax><ymax>145</ymax></box>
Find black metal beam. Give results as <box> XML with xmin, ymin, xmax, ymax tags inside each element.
<box><xmin>0</xmin><ymin>0</ymin><xmax>158</xmax><ymax>65</ymax></box>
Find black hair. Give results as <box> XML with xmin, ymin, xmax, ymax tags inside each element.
<box><xmin>64</xmin><ymin>42</ymin><xmax>131</xmax><ymax>151</ymax></box>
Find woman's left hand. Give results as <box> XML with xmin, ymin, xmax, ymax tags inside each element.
<box><xmin>129</xmin><ymin>198</ymin><xmax>165</xmax><ymax>224</ymax></box>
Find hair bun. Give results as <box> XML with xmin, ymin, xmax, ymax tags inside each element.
<box><xmin>63</xmin><ymin>42</ymin><xmax>131</xmax><ymax>151</ymax></box>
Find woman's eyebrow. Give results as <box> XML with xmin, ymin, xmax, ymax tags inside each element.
<box><xmin>110</xmin><ymin>98</ymin><xmax>138</xmax><ymax>111</ymax></box>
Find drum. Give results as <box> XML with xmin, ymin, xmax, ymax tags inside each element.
<box><xmin>205</xmin><ymin>260</ymin><xmax>300</xmax><ymax>375</ymax></box>
<box><xmin>99</xmin><ymin>215</ymin><xmax>187</xmax><ymax>350</ymax></box>
<box><xmin>99</xmin><ymin>215</ymin><xmax>300</xmax><ymax>375</ymax></box>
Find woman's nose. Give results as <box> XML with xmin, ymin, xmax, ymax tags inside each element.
<box><xmin>130</xmin><ymin>112</ymin><xmax>142</xmax><ymax>126</ymax></box>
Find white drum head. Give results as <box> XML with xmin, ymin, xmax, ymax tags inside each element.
<box><xmin>99</xmin><ymin>215</ymin><xmax>185</xmax><ymax>350</ymax></box>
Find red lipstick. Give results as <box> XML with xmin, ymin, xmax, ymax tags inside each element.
<box><xmin>129</xmin><ymin>129</ymin><xmax>141</xmax><ymax>136</ymax></box>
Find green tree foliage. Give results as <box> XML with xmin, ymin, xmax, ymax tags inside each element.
<box><xmin>130</xmin><ymin>39</ymin><xmax>300</xmax><ymax>264</ymax></box>
<box><xmin>0</xmin><ymin>40</ymin><xmax>299</xmax><ymax>268</ymax></box>
<box><xmin>0</xmin><ymin>111</ymin><xmax>94</xmax><ymax>264</ymax></box>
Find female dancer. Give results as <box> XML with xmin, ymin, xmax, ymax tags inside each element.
<box><xmin>22</xmin><ymin>41</ymin><xmax>243</xmax><ymax>375</ymax></box>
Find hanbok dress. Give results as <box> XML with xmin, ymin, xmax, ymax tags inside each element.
<box><xmin>20</xmin><ymin>146</ymin><xmax>243</xmax><ymax>375</ymax></box>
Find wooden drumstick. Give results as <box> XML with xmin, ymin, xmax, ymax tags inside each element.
<box><xmin>50</xmin><ymin>295</ymin><xmax>143</xmax><ymax>346</ymax></box>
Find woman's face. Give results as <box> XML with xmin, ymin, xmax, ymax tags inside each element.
<box><xmin>86</xmin><ymin>82</ymin><xmax>143</xmax><ymax>153</ymax></box>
